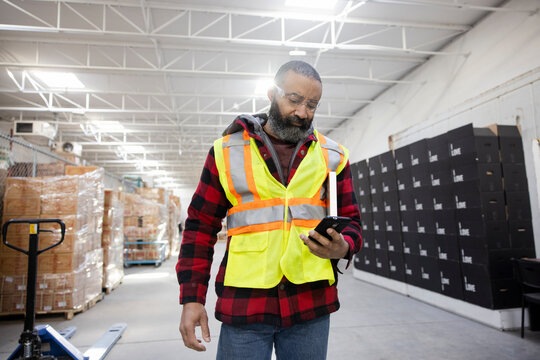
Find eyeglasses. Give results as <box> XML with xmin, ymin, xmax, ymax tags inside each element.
<box><xmin>274</xmin><ymin>84</ymin><xmax>320</xmax><ymax>113</ymax></box>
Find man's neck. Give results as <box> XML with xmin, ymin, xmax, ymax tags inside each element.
<box><xmin>263</xmin><ymin>121</ymin><xmax>280</xmax><ymax>140</ymax></box>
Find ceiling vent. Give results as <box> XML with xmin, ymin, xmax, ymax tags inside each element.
<box><xmin>13</xmin><ymin>121</ymin><xmax>56</xmax><ymax>146</ymax></box>
<box><xmin>53</xmin><ymin>141</ymin><xmax>83</xmax><ymax>157</ymax></box>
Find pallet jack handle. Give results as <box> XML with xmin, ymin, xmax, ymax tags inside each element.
<box><xmin>2</xmin><ymin>218</ymin><xmax>66</xmax><ymax>255</ymax></box>
<box><xmin>2</xmin><ymin>218</ymin><xmax>65</xmax><ymax>359</ymax></box>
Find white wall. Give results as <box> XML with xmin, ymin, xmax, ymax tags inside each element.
<box><xmin>335</xmin><ymin>0</ymin><xmax>540</xmax><ymax>254</ymax></box>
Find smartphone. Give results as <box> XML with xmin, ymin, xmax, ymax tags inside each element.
<box><xmin>308</xmin><ymin>216</ymin><xmax>351</xmax><ymax>245</ymax></box>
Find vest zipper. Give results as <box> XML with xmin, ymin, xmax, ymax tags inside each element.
<box><xmin>287</xmin><ymin>140</ymin><xmax>307</xmax><ymax>184</ymax></box>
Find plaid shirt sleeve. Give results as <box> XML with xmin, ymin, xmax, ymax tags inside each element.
<box><xmin>176</xmin><ymin>146</ymin><xmax>229</xmax><ymax>305</ymax></box>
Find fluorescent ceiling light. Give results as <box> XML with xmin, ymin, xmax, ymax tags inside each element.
<box><xmin>151</xmin><ymin>170</ymin><xmax>168</xmax><ymax>175</ymax></box>
<box><xmin>91</xmin><ymin>121</ymin><xmax>125</xmax><ymax>132</ymax></box>
<box><xmin>138</xmin><ymin>160</ymin><xmax>159</xmax><ymax>167</ymax></box>
<box><xmin>119</xmin><ymin>145</ymin><xmax>145</xmax><ymax>153</ymax></box>
<box><xmin>33</xmin><ymin>71</ymin><xmax>85</xmax><ymax>89</ymax></box>
<box><xmin>289</xmin><ymin>49</ymin><xmax>307</xmax><ymax>56</ymax></box>
<box><xmin>285</xmin><ymin>0</ymin><xmax>337</xmax><ymax>10</ymax></box>
<box><xmin>255</xmin><ymin>78</ymin><xmax>274</xmax><ymax>95</ymax></box>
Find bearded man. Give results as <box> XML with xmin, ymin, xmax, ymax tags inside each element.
<box><xmin>176</xmin><ymin>60</ymin><xmax>362</xmax><ymax>360</ymax></box>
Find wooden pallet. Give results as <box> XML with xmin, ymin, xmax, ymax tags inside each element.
<box><xmin>103</xmin><ymin>279</ymin><xmax>123</xmax><ymax>295</ymax></box>
<box><xmin>0</xmin><ymin>292</ymin><xmax>105</xmax><ymax>320</ymax></box>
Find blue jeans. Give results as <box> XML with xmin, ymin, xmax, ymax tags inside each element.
<box><xmin>216</xmin><ymin>315</ymin><xmax>330</xmax><ymax>360</ymax></box>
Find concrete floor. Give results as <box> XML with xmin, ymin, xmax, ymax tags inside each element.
<box><xmin>1</xmin><ymin>242</ymin><xmax>540</xmax><ymax>359</ymax></box>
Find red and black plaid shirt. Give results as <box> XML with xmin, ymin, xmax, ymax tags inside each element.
<box><xmin>176</xmin><ymin>114</ymin><xmax>362</xmax><ymax>327</ymax></box>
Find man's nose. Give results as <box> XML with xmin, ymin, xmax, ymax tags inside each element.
<box><xmin>294</xmin><ymin>103</ymin><xmax>308</xmax><ymax>119</ymax></box>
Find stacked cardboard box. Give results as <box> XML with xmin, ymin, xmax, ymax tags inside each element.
<box><xmin>121</xmin><ymin>192</ymin><xmax>168</xmax><ymax>263</ymax></box>
<box><xmin>37</xmin><ymin>162</ymin><xmax>66</xmax><ymax>177</ymax></box>
<box><xmin>102</xmin><ymin>190</ymin><xmax>124</xmax><ymax>290</ymax></box>
<box><xmin>136</xmin><ymin>187</ymin><xmax>166</xmax><ymax>205</ymax></box>
<box><xmin>168</xmin><ymin>192</ymin><xmax>181</xmax><ymax>255</ymax></box>
<box><xmin>0</xmin><ymin>169</ymin><xmax>105</xmax><ymax>314</ymax></box>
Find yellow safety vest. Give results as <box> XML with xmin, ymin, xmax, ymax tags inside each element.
<box><xmin>214</xmin><ymin>129</ymin><xmax>349</xmax><ymax>289</ymax></box>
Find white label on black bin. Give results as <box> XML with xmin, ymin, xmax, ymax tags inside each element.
<box><xmin>432</xmin><ymin>178</ymin><xmax>440</xmax><ymax>186</ymax></box>
<box><xmin>462</xmin><ymin>249</ymin><xmax>473</xmax><ymax>264</ymax></box>
<box><xmin>360</xmin><ymin>190</ymin><xmax>365</xmax><ymax>196</ymax></box>
<box><xmin>397</xmin><ymin>163</ymin><xmax>403</xmax><ymax>170</ymax></box>
<box><xmin>387</xmin><ymin>225</ymin><xmax>393</xmax><ymax>231</ymax></box>
<box><xmin>430</xmin><ymin>154</ymin><xmax>438</xmax><ymax>162</ymax></box>
<box><xmin>390</xmin><ymin>265</ymin><xmax>396</xmax><ymax>272</ymax></box>
<box><xmin>383</xmin><ymin>185</ymin><xmax>389</xmax><ymax>192</ymax></box>
<box><xmin>358</xmin><ymin>173</ymin><xmax>363</xmax><ymax>179</ymax></box>
<box><xmin>434</xmin><ymin>203</ymin><xmax>442</xmax><ymax>210</ymax></box>
<box><xmin>382</xmin><ymin>166</ymin><xmax>387</xmax><ymax>173</ymax></box>
<box><xmin>439</xmin><ymin>252</ymin><xmax>448</xmax><ymax>260</ymax></box>
<box><xmin>385</xmin><ymin>205</ymin><xmax>391</xmax><ymax>212</ymax></box>
<box><xmin>374</xmin><ymin>224</ymin><xmax>379</xmax><ymax>231</ymax></box>
<box><xmin>402</xmin><ymin>225</ymin><xmax>409</xmax><ymax>232</ymax></box>
<box><xmin>404</xmin><ymin>247</ymin><xmax>410</xmax><ymax>254</ymax></box>
<box><xmin>389</xmin><ymin>245</ymin><xmax>395</xmax><ymax>251</ymax></box>
<box><xmin>465</xmin><ymin>283</ymin><xmax>476</xmax><ymax>293</ymax></box>
<box><xmin>415</xmin><ymin>203</ymin><xmax>423</xmax><ymax>210</ymax></box>
<box><xmin>441</xmin><ymin>277</ymin><xmax>449</xmax><ymax>286</ymax></box>
<box><xmin>422</xmin><ymin>272</ymin><xmax>430</xmax><ymax>280</ymax></box>
<box><xmin>413</xmin><ymin>180</ymin><xmax>421</xmax><ymax>188</ymax></box>
<box><xmin>437</xmin><ymin>228</ymin><xmax>446</xmax><ymax>235</ymax></box>
<box><xmin>457</xmin><ymin>200</ymin><xmax>466</xmax><ymax>209</ymax></box>
<box><xmin>375</xmin><ymin>243</ymin><xmax>381</xmax><ymax>249</ymax></box>
<box><xmin>412</xmin><ymin>158</ymin><xmax>419</xmax><ymax>166</ymax></box>
<box><xmin>420</xmin><ymin>249</ymin><xmax>427</xmax><ymax>256</ymax></box>
<box><xmin>406</xmin><ymin>269</ymin><xmax>412</xmax><ymax>275</ymax></box>
<box><xmin>451</xmin><ymin>146</ymin><xmax>461</xmax><ymax>157</ymax></box>
<box><xmin>398</xmin><ymin>183</ymin><xmax>405</xmax><ymax>191</ymax></box>
<box><xmin>459</xmin><ymin>227</ymin><xmax>470</xmax><ymax>236</ymax></box>
<box><xmin>400</xmin><ymin>204</ymin><xmax>407</xmax><ymax>211</ymax></box>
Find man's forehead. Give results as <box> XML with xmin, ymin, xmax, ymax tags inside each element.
<box><xmin>280</xmin><ymin>71</ymin><xmax>322</xmax><ymax>98</ymax></box>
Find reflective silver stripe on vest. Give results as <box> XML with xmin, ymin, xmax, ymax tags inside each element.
<box><xmin>228</xmin><ymin>205</ymin><xmax>285</xmax><ymax>229</ymax></box>
<box><xmin>289</xmin><ymin>204</ymin><xmax>327</xmax><ymax>220</ymax></box>
<box><xmin>223</xmin><ymin>132</ymin><xmax>254</xmax><ymax>203</ymax></box>
<box><xmin>321</xmin><ymin>137</ymin><xmax>344</xmax><ymax>172</ymax></box>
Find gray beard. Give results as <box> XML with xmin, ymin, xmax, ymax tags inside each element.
<box><xmin>267</xmin><ymin>102</ymin><xmax>312</xmax><ymax>143</ymax></box>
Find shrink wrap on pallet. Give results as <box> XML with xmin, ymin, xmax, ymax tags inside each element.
<box><xmin>0</xmin><ymin>169</ymin><xmax>105</xmax><ymax>316</ymax></box>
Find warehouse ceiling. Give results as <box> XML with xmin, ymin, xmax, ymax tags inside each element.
<box><xmin>0</xmin><ymin>0</ymin><xmax>511</xmax><ymax>189</ymax></box>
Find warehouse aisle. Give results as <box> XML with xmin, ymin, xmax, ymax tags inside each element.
<box><xmin>1</xmin><ymin>241</ymin><xmax>539</xmax><ymax>359</ymax></box>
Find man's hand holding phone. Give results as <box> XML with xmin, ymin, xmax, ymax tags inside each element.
<box><xmin>299</xmin><ymin>216</ymin><xmax>351</xmax><ymax>260</ymax></box>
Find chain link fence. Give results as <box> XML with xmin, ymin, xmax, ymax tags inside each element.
<box><xmin>0</xmin><ymin>131</ymin><xmax>138</xmax><ymax>217</ymax></box>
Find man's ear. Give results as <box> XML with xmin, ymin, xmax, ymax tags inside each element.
<box><xmin>267</xmin><ymin>87</ymin><xmax>274</xmax><ymax>102</ymax></box>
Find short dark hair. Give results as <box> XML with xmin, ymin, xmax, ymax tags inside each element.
<box><xmin>274</xmin><ymin>60</ymin><xmax>322</xmax><ymax>86</ymax></box>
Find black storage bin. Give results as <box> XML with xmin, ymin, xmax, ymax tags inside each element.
<box><xmin>388</xmin><ymin>251</ymin><xmax>406</xmax><ymax>282</ymax></box>
<box><xmin>409</xmin><ymin>139</ymin><xmax>429</xmax><ymax>167</ymax></box>
<box><xmin>497</xmin><ymin>125</ymin><xmax>525</xmax><ymax>163</ymax></box>
<box><xmin>439</xmin><ymin>259</ymin><xmax>464</xmax><ymax>300</ymax></box>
